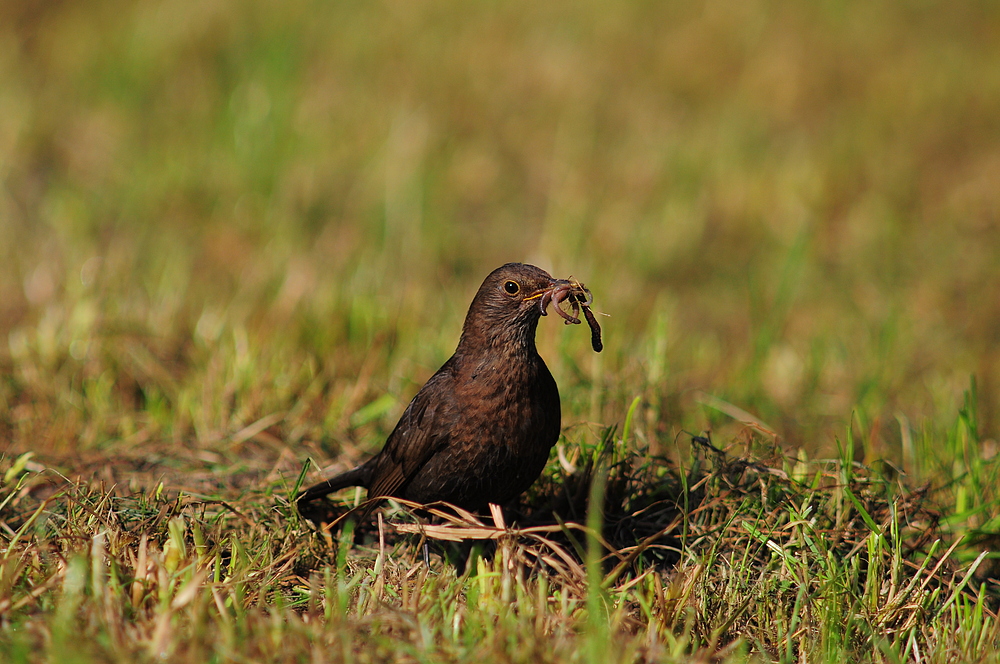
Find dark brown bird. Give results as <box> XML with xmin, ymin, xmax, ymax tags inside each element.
<box><xmin>297</xmin><ymin>262</ymin><xmax>599</xmax><ymax>517</ymax></box>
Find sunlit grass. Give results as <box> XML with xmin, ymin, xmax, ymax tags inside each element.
<box><xmin>2</xmin><ymin>413</ymin><xmax>998</xmax><ymax>662</ymax></box>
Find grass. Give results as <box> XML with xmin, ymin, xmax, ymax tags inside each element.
<box><xmin>2</xmin><ymin>415</ymin><xmax>998</xmax><ymax>662</ymax></box>
<box><xmin>2</xmin><ymin>0</ymin><xmax>1000</xmax><ymax>661</ymax></box>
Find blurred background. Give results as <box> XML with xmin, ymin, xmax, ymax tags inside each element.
<box><xmin>2</xmin><ymin>0</ymin><xmax>999</xmax><ymax>475</ymax></box>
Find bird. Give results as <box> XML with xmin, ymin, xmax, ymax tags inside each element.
<box><xmin>296</xmin><ymin>262</ymin><xmax>598</xmax><ymax>519</ymax></box>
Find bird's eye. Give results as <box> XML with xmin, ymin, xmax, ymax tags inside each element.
<box><xmin>503</xmin><ymin>280</ymin><xmax>520</xmax><ymax>295</ymax></box>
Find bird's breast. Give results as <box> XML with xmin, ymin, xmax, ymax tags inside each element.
<box><xmin>455</xmin><ymin>354</ymin><xmax>559</xmax><ymax>449</ymax></box>
<box><xmin>399</xmin><ymin>351</ymin><xmax>561</xmax><ymax>508</ymax></box>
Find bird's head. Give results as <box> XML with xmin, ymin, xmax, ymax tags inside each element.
<box><xmin>458</xmin><ymin>263</ymin><xmax>587</xmax><ymax>352</ymax></box>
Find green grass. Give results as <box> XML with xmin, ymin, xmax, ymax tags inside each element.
<box><xmin>2</xmin><ymin>0</ymin><xmax>1000</xmax><ymax>661</ymax></box>
<box><xmin>2</xmin><ymin>417</ymin><xmax>998</xmax><ymax>662</ymax></box>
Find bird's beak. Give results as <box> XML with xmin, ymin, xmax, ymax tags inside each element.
<box><xmin>524</xmin><ymin>278</ymin><xmax>573</xmax><ymax>305</ymax></box>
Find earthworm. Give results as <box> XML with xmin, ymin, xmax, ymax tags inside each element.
<box><xmin>536</xmin><ymin>280</ymin><xmax>602</xmax><ymax>352</ymax></box>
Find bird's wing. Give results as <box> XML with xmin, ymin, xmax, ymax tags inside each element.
<box><xmin>366</xmin><ymin>368</ymin><xmax>454</xmax><ymax>500</ymax></box>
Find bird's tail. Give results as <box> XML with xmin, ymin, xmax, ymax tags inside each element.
<box><xmin>296</xmin><ymin>465</ymin><xmax>370</xmax><ymax>505</ymax></box>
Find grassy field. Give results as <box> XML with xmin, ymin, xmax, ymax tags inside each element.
<box><xmin>2</xmin><ymin>0</ymin><xmax>1000</xmax><ymax>661</ymax></box>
